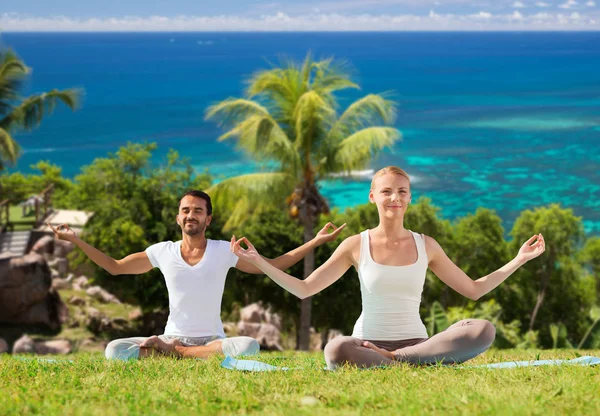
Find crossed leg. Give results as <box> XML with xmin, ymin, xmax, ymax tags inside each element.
<box><xmin>105</xmin><ymin>335</ymin><xmax>259</xmax><ymax>360</ymax></box>
<box><xmin>325</xmin><ymin>319</ymin><xmax>496</xmax><ymax>369</ymax></box>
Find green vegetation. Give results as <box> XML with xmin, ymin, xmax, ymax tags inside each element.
<box><xmin>206</xmin><ymin>54</ymin><xmax>400</xmax><ymax>350</ymax></box>
<box><xmin>1</xmin><ymin>350</ymin><xmax>599</xmax><ymax>415</ymax></box>
<box><xmin>1</xmin><ymin>141</ymin><xmax>599</xmax><ymax>350</ymax></box>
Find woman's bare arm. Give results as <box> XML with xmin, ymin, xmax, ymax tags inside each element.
<box><xmin>232</xmin><ymin>235</ymin><xmax>359</xmax><ymax>299</ymax></box>
<box><xmin>426</xmin><ymin>234</ymin><xmax>545</xmax><ymax>300</ymax></box>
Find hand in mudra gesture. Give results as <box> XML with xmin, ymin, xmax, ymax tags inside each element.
<box><xmin>230</xmin><ymin>236</ymin><xmax>262</xmax><ymax>265</ymax></box>
<box><xmin>48</xmin><ymin>223</ymin><xmax>77</xmax><ymax>242</ymax></box>
<box><xmin>517</xmin><ymin>233</ymin><xmax>546</xmax><ymax>263</ymax></box>
<box><xmin>314</xmin><ymin>222</ymin><xmax>347</xmax><ymax>244</ymax></box>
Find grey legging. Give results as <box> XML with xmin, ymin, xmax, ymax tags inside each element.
<box><xmin>325</xmin><ymin>319</ymin><xmax>496</xmax><ymax>369</ymax></box>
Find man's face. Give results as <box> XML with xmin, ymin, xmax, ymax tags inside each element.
<box><xmin>177</xmin><ymin>196</ymin><xmax>211</xmax><ymax>236</ymax></box>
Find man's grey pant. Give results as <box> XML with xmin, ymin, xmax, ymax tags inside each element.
<box><xmin>105</xmin><ymin>335</ymin><xmax>260</xmax><ymax>361</ymax></box>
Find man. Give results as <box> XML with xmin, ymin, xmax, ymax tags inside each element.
<box><xmin>49</xmin><ymin>190</ymin><xmax>345</xmax><ymax>360</ymax></box>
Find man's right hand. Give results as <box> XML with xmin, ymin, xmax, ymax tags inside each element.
<box><xmin>48</xmin><ymin>223</ymin><xmax>78</xmax><ymax>242</ymax></box>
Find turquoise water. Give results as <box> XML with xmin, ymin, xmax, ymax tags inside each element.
<box><xmin>2</xmin><ymin>32</ymin><xmax>599</xmax><ymax>233</ymax></box>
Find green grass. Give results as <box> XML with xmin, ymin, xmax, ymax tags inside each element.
<box><xmin>1</xmin><ymin>349</ymin><xmax>599</xmax><ymax>415</ymax></box>
<box><xmin>8</xmin><ymin>205</ymin><xmax>36</xmax><ymax>231</ymax></box>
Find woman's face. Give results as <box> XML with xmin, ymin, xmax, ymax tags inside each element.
<box><xmin>369</xmin><ymin>173</ymin><xmax>412</xmax><ymax>218</ymax></box>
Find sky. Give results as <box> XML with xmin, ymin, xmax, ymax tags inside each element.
<box><xmin>1</xmin><ymin>0</ymin><xmax>598</xmax><ymax>31</ymax></box>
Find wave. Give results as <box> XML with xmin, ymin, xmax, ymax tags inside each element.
<box><xmin>22</xmin><ymin>148</ymin><xmax>58</xmax><ymax>154</ymax></box>
<box><xmin>329</xmin><ymin>169</ymin><xmax>374</xmax><ymax>179</ymax></box>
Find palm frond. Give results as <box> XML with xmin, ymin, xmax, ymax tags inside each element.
<box><xmin>0</xmin><ymin>49</ymin><xmax>29</xmax><ymax>80</ymax></box>
<box><xmin>205</xmin><ymin>98</ymin><xmax>270</xmax><ymax>127</ymax></box>
<box><xmin>0</xmin><ymin>49</ymin><xmax>30</xmax><ymax>115</ymax></box>
<box><xmin>247</xmin><ymin>65</ymin><xmax>308</xmax><ymax>126</ymax></box>
<box><xmin>219</xmin><ymin>114</ymin><xmax>301</xmax><ymax>172</ymax></box>
<box><xmin>293</xmin><ymin>91</ymin><xmax>335</xmax><ymax>155</ymax></box>
<box><xmin>311</xmin><ymin>58</ymin><xmax>359</xmax><ymax>96</ymax></box>
<box><xmin>206</xmin><ymin>99</ymin><xmax>300</xmax><ymax>171</ymax></box>
<box><xmin>0</xmin><ymin>127</ymin><xmax>20</xmax><ymax>169</ymax></box>
<box><xmin>331</xmin><ymin>94</ymin><xmax>397</xmax><ymax>138</ymax></box>
<box><xmin>208</xmin><ymin>172</ymin><xmax>297</xmax><ymax>230</ymax></box>
<box><xmin>322</xmin><ymin>127</ymin><xmax>401</xmax><ymax>175</ymax></box>
<box><xmin>2</xmin><ymin>88</ymin><xmax>81</xmax><ymax>131</ymax></box>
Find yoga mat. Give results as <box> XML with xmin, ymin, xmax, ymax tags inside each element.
<box><xmin>11</xmin><ymin>357</ymin><xmax>74</xmax><ymax>363</ymax></box>
<box><xmin>221</xmin><ymin>356</ymin><xmax>600</xmax><ymax>372</ymax></box>
<box><xmin>470</xmin><ymin>356</ymin><xmax>600</xmax><ymax>369</ymax></box>
<box><xmin>221</xmin><ymin>356</ymin><xmax>290</xmax><ymax>371</ymax></box>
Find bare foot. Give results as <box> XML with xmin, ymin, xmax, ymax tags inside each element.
<box><xmin>140</xmin><ymin>336</ymin><xmax>183</xmax><ymax>356</ymax></box>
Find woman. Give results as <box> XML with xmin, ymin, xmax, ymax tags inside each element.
<box><xmin>231</xmin><ymin>166</ymin><xmax>546</xmax><ymax>368</ymax></box>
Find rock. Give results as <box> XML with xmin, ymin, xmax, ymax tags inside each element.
<box><xmin>138</xmin><ymin>309</ymin><xmax>168</xmax><ymax>336</ymax></box>
<box><xmin>83</xmin><ymin>306</ymin><xmax>114</xmax><ymax>334</ymax></box>
<box><xmin>48</xmin><ymin>258</ymin><xmax>69</xmax><ymax>276</ymax></box>
<box><xmin>68</xmin><ymin>296</ymin><xmax>86</xmax><ymax>306</ymax></box>
<box><xmin>0</xmin><ymin>338</ymin><xmax>8</xmax><ymax>354</ymax></box>
<box><xmin>0</xmin><ymin>251</ymin><xmax>17</xmax><ymax>260</ymax></box>
<box><xmin>12</xmin><ymin>335</ymin><xmax>36</xmax><ymax>354</ymax></box>
<box><xmin>53</xmin><ymin>239</ymin><xmax>74</xmax><ymax>258</ymax></box>
<box><xmin>86</xmin><ymin>286</ymin><xmax>121</xmax><ymax>304</ymax></box>
<box><xmin>52</xmin><ymin>277</ymin><xmax>71</xmax><ymax>290</ymax></box>
<box><xmin>112</xmin><ymin>317</ymin><xmax>128</xmax><ymax>326</ymax></box>
<box><xmin>55</xmin><ymin>258</ymin><xmax>69</xmax><ymax>276</ymax></box>
<box><xmin>0</xmin><ymin>253</ymin><xmax>68</xmax><ymax>330</ymax></box>
<box><xmin>310</xmin><ymin>327</ymin><xmax>322</xmax><ymax>351</ymax></box>
<box><xmin>50</xmin><ymin>268</ymin><xmax>60</xmax><ymax>279</ymax></box>
<box><xmin>72</xmin><ymin>275</ymin><xmax>91</xmax><ymax>291</ymax></box>
<box><xmin>240</xmin><ymin>303</ymin><xmax>263</xmax><ymax>323</ymax></box>
<box><xmin>264</xmin><ymin>309</ymin><xmax>282</xmax><ymax>330</ymax></box>
<box><xmin>300</xmin><ymin>396</ymin><xmax>319</xmax><ymax>407</ymax></box>
<box><xmin>237</xmin><ymin>321</ymin><xmax>283</xmax><ymax>351</ymax></box>
<box><xmin>128</xmin><ymin>308</ymin><xmax>143</xmax><ymax>321</ymax></box>
<box><xmin>35</xmin><ymin>339</ymin><xmax>71</xmax><ymax>355</ymax></box>
<box><xmin>222</xmin><ymin>321</ymin><xmax>237</xmax><ymax>336</ymax></box>
<box><xmin>31</xmin><ymin>236</ymin><xmax>55</xmax><ymax>255</ymax></box>
<box><xmin>79</xmin><ymin>338</ymin><xmax>107</xmax><ymax>353</ymax></box>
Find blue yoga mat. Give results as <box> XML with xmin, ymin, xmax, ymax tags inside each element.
<box><xmin>221</xmin><ymin>356</ymin><xmax>600</xmax><ymax>372</ymax></box>
<box><xmin>472</xmin><ymin>356</ymin><xmax>600</xmax><ymax>368</ymax></box>
<box><xmin>221</xmin><ymin>356</ymin><xmax>291</xmax><ymax>371</ymax></box>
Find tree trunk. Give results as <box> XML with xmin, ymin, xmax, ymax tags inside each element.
<box><xmin>297</xmin><ymin>218</ymin><xmax>315</xmax><ymax>350</ymax></box>
<box><xmin>529</xmin><ymin>264</ymin><xmax>551</xmax><ymax>332</ymax></box>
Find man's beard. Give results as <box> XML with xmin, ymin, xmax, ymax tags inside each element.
<box><xmin>182</xmin><ymin>221</ymin><xmax>206</xmax><ymax>236</ymax></box>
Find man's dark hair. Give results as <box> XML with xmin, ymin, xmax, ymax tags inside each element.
<box><xmin>179</xmin><ymin>190</ymin><xmax>212</xmax><ymax>215</ymax></box>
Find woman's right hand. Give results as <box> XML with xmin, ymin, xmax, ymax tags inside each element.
<box><xmin>231</xmin><ymin>236</ymin><xmax>263</xmax><ymax>266</ymax></box>
<box><xmin>48</xmin><ymin>223</ymin><xmax>77</xmax><ymax>242</ymax></box>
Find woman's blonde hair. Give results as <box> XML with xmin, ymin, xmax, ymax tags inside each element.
<box><xmin>370</xmin><ymin>166</ymin><xmax>411</xmax><ymax>189</ymax></box>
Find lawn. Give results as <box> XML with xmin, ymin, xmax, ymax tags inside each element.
<box><xmin>8</xmin><ymin>205</ymin><xmax>36</xmax><ymax>231</ymax></box>
<box><xmin>1</xmin><ymin>349</ymin><xmax>599</xmax><ymax>415</ymax></box>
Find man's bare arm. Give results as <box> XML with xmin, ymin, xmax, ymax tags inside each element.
<box><xmin>48</xmin><ymin>223</ymin><xmax>153</xmax><ymax>275</ymax></box>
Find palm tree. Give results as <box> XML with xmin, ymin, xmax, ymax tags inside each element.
<box><xmin>206</xmin><ymin>55</ymin><xmax>401</xmax><ymax>350</ymax></box>
<box><xmin>0</xmin><ymin>48</ymin><xmax>80</xmax><ymax>170</ymax></box>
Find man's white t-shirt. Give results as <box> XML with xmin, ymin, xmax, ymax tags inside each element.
<box><xmin>145</xmin><ymin>239</ymin><xmax>239</xmax><ymax>337</ymax></box>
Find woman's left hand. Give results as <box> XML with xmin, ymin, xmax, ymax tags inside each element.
<box><xmin>362</xmin><ymin>341</ymin><xmax>395</xmax><ymax>360</ymax></box>
<box><xmin>517</xmin><ymin>233</ymin><xmax>546</xmax><ymax>263</ymax></box>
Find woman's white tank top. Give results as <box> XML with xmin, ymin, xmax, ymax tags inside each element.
<box><xmin>351</xmin><ymin>230</ymin><xmax>429</xmax><ymax>341</ymax></box>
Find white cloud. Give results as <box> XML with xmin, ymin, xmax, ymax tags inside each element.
<box><xmin>535</xmin><ymin>1</ymin><xmax>550</xmax><ymax>6</ymax></box>
<box><xmin>0</xmin><ymin>11</ymin><xmax>598</xmax><ymax>31</ymax></box>
<box><xmin>513</xmin><ymin>1</ymin><xmax>526</xmax><ymax>7</ymax></box>
<box><xmin>559</xmin><ymin>0</ymin><xmax>578</xmax><ymax>8</ymax></box>
<box><xmin>472</xmin><ymin>11</ymin><xmax>493</xmax><ymax>19</ymax></box>
<box><xmin>586</xmin><ymin>1</ymin><xmax>596</xmax><ymax>6</ymax></box>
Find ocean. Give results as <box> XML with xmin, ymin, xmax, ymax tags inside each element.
<box><xmin>2</xmin><ymin>32</ymin><xmax>599</xmax><ymax>233</ymax></box>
